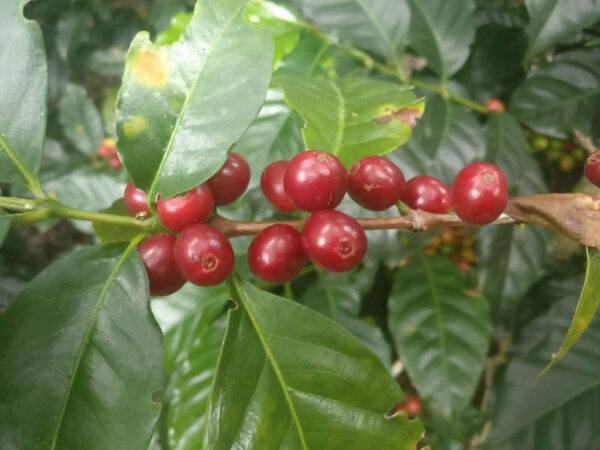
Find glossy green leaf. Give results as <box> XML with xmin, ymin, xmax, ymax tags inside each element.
<box><xmin>0</xmin><ymin>0</ymin><xmax>47</xmax><ymax>187</ymax></box>
<box><xmin>388</xmin><ymin>95</ymin><xmax>485</xmax><ymax>185</ymax></box>
<box><xmin>116</xmin><ymin>0</ymin><xmax>275</xmax><ymax>200</ymax></box>
<box><xmin>276</xmin><ymin>75</ymin><xmax>425</xmax><ymax>166</ymax></box>
<box><xmin>0</xmin><ymin>210</ymin><xmax>10</xmax><ymax>247</ymax></box>
<box><xmin>509</xmin><ymin>48</ymin><xmax>600</xmax><ymax>138</ymax></box>
<box><xmin>204</xmin><ymin>276</ymin><xmax>423</xmax><ymax>449</ymax></box>
<box><xmin>59</xmin><ymin>83</ymin><xmax>104</xmax><ymax>157</ymax></box>
<box><xmin>295</xmin><ymin>0</ymin><xmax>410</xmax><ymax>64</ymax></box>
<box><xmin>298</xmin><ymin>268</ymin><xmax>391</xmax><ymax>367</ymax></box>
<box><xmin>477</xmin><ymin>113</ymin><xmax>551</xmax><ymax>323</ymax></box>
<box><xmin>245</xmin><ymin>1</ymin><xmax>301</xmax><ymax>69</ymax></box>
<box><xmin>524</xmin><ymin>0</ymin><xmax>600</xmax><ymax>64</ymax></box>
<box><xmin>536</xmin><ymin>248</ymin><xmax>600</xmax><ymax>381</ymax></box>
<box><xmin>92</xmin><ymin>198</ymin><xmax>145</xmax><ymax>243</ymax></box>
<box><xmin>0</xmin><ymin>243</ymin><xmax>163</xmax><ymax>449</ymax></box>
<box><xmin>388</xmin><ymin>255</ymin><xmax>492</xmax><ymax>419</ymax></box>
<box><xmin>160</xmin><ymin>291</ymin><xmax>228</xmax><ymax>449</ymax></box>
<box><xmin>407</xmin><ymin>0</ymin><xmax>475</xmax><ymax>79</ymax></box>
<box><xmin>469</xmin><ymin>24</ymin><xmax>527</xmax><ymax>84</ymax></box>
<box><xmin>490</xmin><ymin>274</ymin><xmax>600</xmax><ymax>449</ymax></box>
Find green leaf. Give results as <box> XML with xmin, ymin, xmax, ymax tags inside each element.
<box><xmin>0</xmin><ymin>210</ymin><xmax>11</xmax><ymax>247</ymax></box>
<box><xmin>59</xmin><ymin>83</ymin><xmax>104</xmax><ymax>158</ymax></box>
<box><xmin>276</xmin><ymin>75</ymin><xmax>425</xmax><ymax>166</ymax></box>
<box><xmin>524</xmin><ymin>0</ymin><xmax>600</xmax><ymax>64</ymax></box>
<box><xmin>295</xmin><ymin>0</ymin><xmax>410</xmax><ymax>64</ymax></box>
<box><xmin>407</xmin><ymin>0</ymin><xmax>476</xmax><ymax>79</ymax></box>
<box><xmin>0</xmin><ymin>0</ymin><xmax>47</xmax><ymax>190</ymax></box>
<box><xmin>298</xmin><ymin>268</ymin><xmax>391</xmax><ymax>367</ymax></box>
<box><xmin>235</xmin><ymin>88</ymin><xmax>305</xmax><ymax>188</ymax></box>
<box><xmin>536</xmin><ymin>248</ymin><xmax>600</xmax><ymax>381</ymax></box>
<box><xmin>469</xmin><ymin>24</ymin><xmax>527</xmax><ymax>85</ymax></box>
<box><xmin>204</xmin><ymin>275</ymin><xmax>424</xmax><ymax>448</ymax></box>
<box><xmin>477</xmin><ymin>113</ymin><xmax>551</xmax><ymax>323</ymax></box>
<box><xmin>44</xmin><ymin>168</ymin><xmax>125</xmax><ymax>213</ymax></box>
<box><xmin>116</xmin><ymin>0</ymin><xmax>275</xmax><ymax>200</ymax></box>
<box><xmin>388</xmin><ymin>255</ymin><xmax>492</xmax><ymax>419</ymax></box>
<box><xmin>155</xmin><ymin>12</ymin><xmax>192</xmax><ymax>46</ymax></box>
<box><xmin>0</xmin><ymin>242</ymin><xmax>163</xmax><ymax>449</ymax></box>
<box><xmin>388</xmin><ymin>95</ymin><xmax>485</xmax><ymax>185</ymax></box>
<box><xmin>161</xmin><ymin>294</ymin><xmax>228</xmax><ymax>449</ymax></box>
<box><xmin>509</xmin><ymin>48</ymin><xmax>600</xmax><ymax>138</ymax></box>
<box><xmin>489</xmin><ymin>274</ymin><xmax>600</xmax><ymax>449</ymax></box>
<box><xmin>245</xmin><ymin>1</ymin><xmax>301</xmax><ymax>69</ymax></box>
<box><xmin>93</xmin><ymin>198</ymin><xmax>144</xmax><ymax>243</ymax></box>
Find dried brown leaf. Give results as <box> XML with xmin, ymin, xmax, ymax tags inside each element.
<box><xmin>505</xmin><ymin>194</ymin><xmax>600</xmax><ymax>247</ymax></box>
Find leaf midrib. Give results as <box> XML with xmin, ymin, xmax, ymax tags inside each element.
<box><xmin>329</xmin><ymin>80</ymin><xmax>346</xmax><ymax>156</ymax></box>
<box><xmin>49</xmin><ymin>238</ymin><xmax>143</xmax><ymax>449</ymax></box>
<box><xmin>147</xmin><ymin>2</ymin><xmax>245</xmax><ymax>200</ymax></box>
<box><xmin>420</xmin><ymin>255</ymin><xmax>451</xmax><ymax>408</ymax></box>
<box><xmin>232</xmin><ymin>276</ymin><xmax>308</xmax><ymax>450</ymax></box>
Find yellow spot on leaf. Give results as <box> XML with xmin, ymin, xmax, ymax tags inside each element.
<box><xmin>75</xmin><ymin>125</ymin><xmax>85</xmax><ymax>134</ymax></box>
<box><xmin>123</xmin><ymin>116</ymin><xmax>148</xmax><ymax>137</ymax></box>
<box><xmin>132</xmin><ymin>49</ymin><xmax>168</xmax><ymax>88</ymax></box>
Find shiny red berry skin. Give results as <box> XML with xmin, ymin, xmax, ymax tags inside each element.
<box><xmin>451</xmin><ymin>162</ymin><xmax>508</xmax><ymax>224</ymax></box>
<box><xmin>205</xmin><ymin>152</ymin><xmax>250</xmax><ymax>206</ymax></box>
<box><xmin>174</xmin><ymin>224</ymin><xmax>234</xmax><ymax>286</ymax></box>
<box><xmin>157</xmin><ymin>184</ymin><xmax>214</xmax><ymax>232</ymax></box>
<box><xmin>347</xmin><ymin>156</ymin><xmax>406</xmax><ymax>211</ymax></box>
<box><xmin>248</xmin><ymin>224</ymin><xmax>307</xmax><ymax>283</ymax></box>
<box><xmin>584</xmin><ymin>150</ymin><xmax>600</xmax><ymax>187</ymax></box>
<box><xmin>261</xmin><ymin>161</ymin><xmax>297</xmax><ymax>212</ymax></box>
<box><xmin>301</xmin><ymin>210</ymin><xmax>367</xmax><ymax>272</ymax></box>
<box><xmin>284</xmin><ymin>150</ymin><xmax>347</xmax><ymax>212</ymax></box>
<box><xmin>485</xmin><ymin>98</ymin><xmax>505</xmax><ymax>112</ymax></box>
<box><xmin>403</xmin><ymin>176</ymin><xmax>451</xmax><ymax>213</ymax></box>
<box><xmin>138</xmin><ymin>234</ymin><xmax>186</xmax><ymax>296</ymax></box>
<box><xmin>404</xmin><ymin>396</ymin><xmax>422</xmax><ymax>415</ymax></box>
<box><xmin>124</xmin><ymin>181</ymin><xmax>150</xmax><ymax>217</ymax></box>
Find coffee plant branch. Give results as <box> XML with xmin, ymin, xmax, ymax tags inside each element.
<box><xmin>3</xmin><ymin>193</ymin><xmax>599</xmax><ymax>247</ymax></box>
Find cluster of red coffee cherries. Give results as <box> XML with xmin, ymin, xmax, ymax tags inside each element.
<box><xmin>127</xmin><ymin>149</ymin><xmax>510</xmax><ymax>296</ymax></box>
<box><xmin>97</xmin><ymin>137</ymin><xmax>123</xmax><ymax>168</ymax></box>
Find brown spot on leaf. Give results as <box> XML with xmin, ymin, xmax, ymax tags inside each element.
<box><xmin>505</xmin><ymin>194</ymin><xmax>600</xmax><ymax>247</ymax></box>
<box><xmin>372</xmin><ymin>107</ymin><xmax>423</xmax><ymax>128</ymax></box>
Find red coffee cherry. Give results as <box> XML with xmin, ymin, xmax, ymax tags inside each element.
<box><xmin>205</xmin><ymin>152</ymin><xmax>250</xmax><ymax>206</ymax></box>
<box><xmin>301</xmin><ymin>210</ymin><xmax>367</xmax><ymax>272</ymax></box>
<box><xmin>404</xmin><ymin>396</ymin><xmax>422</xmax><ymax>415</ymax></box>
<box><xmin>284</xmin><ymin>150</ymin><xmax>347</xmax><ymax>212</ymax></box>
<box><xmin>109</xmin><ymin>154</ymin><xmax>123</xmax><ymax>168</ymax></box>
<box><xmin>175</xmin><ymin>223</ymin><xmax>234</xmax><ymax>286</ymax></box>
<box><xmin>485</xmin><ymin>98</ymin><xmax>505</xmax><ymax>112</ymax></box>
<box><xmin>403</xmin><ymin>176</ymin><xmax>451</xmax><ymax>213</ymax></box>
<box><xmin>261</xmin><ymin>161</ymin><xmax>297</xmax><ymax>212</ymax></box>
<box><xmin>347</xmin><ymin>156</ymin><xmax>406</xmax><ymax>211</ymax></box>
<box><xmin>124</xmin><ymin>181</ymin><xmax>150</xmax><ymax>217</ymax></box>
<box><xmin>452</xmin><ymin>162</ymin><xmax>508</xmax><ymax>224</ymax></box>
<box><xmin>248</xmin><ymin>224</ymin><xmax>307</xmax><ymax>283</ymax></box>
<box><xmin>584</xmin><ymin>150</ymin><xmax>600</xmax><ymax>187</ymax></box>
<box><xmin>157</xmin><ymin>184</ymin><xmax>214</xmax><ymax>232</ymax></box>
<box><xmin>138</xmin><ymin>233</ymin><xmax>186</xmax><ymax>296</ymax></box>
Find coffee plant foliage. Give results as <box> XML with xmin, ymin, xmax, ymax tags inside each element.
<box><xmin>0</xmin><ymin>0</ymin><xmax>600</xmax><ymax>449</ymax></box>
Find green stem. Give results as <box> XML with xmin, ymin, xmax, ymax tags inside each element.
<box><xmin>0</xmin><ymin>135</ymin><xmax>47</xmax><ymax>199</ymax></box>
<box><xmin>0</xmin><ymin>195</ymin><xmax>159</xmax><ymax>231</ymax></box>
<box><xmin>396</xmin><ymin>200</ymin><xmax>411</xmax><ymax>216</ymax></box>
